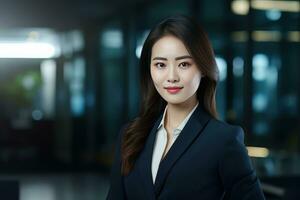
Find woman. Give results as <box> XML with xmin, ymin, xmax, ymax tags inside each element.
<box><xmin>106</xmin><ymin>15</ymin><xmax>265</xmax><ymax>200</ymax></box>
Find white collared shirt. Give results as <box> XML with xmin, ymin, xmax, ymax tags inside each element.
<box><xmin>151</xmin><ymin>102</ymin><xmax>199</xmax><ymax>183</ymax></box>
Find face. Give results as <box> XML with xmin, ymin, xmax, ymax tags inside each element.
<box><xmin>150</xmin><ymin>35</ymin><xmax>202</xmax><ymax>105</ymax></box>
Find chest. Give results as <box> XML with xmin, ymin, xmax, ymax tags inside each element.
<box><xmin>123</xmin><ymin>132</ymin><xmax>224</xmax><ymax>199</ymax></box>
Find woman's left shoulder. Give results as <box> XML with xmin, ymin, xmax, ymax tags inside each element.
<box><xmin>206</xmin><ymin>118</ymin><xmax>245</xmax><ymax>143</ymax></box>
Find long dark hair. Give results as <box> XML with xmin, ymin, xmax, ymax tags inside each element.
<box><xmin>121</xmin><ymin>15</ymin><xmax>219</xmax><ymax>175</ymax></box>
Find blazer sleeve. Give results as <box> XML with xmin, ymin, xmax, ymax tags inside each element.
<box><xmin>218</xmin><ymin>126</ymin><xmax>265</xmax><ymax>200</ymax></box>
<box><xmin>106</xmin><ymin>125</ymin><xmax>127</xmax><ymax>200</ymax></box>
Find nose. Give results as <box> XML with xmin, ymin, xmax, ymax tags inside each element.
<box><xmin>167</xmin><ymin>65</ymin><xmax>179</xmax><ymax>83</ymax></box>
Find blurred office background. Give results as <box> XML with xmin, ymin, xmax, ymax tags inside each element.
<box><xmin>0</xmin><ymin>0</ymin><xmax>299</xmax><ymax>199</ymax></box>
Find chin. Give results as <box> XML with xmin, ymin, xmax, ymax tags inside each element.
<box><xmin>164</xmin><ymin>98</ymin><xmax>187</xmax><ymax>105</ymax></box>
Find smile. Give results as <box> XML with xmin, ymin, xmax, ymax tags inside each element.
<box><xmin>164</xmin><ymin>87</ymin><xmax>183</xmax><ymax>94</ymax></box>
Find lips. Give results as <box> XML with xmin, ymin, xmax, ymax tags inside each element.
<box><xmin>164</xmin><ymin>86</ymin><xmax>183</xmax><ymax>94</ymax></box>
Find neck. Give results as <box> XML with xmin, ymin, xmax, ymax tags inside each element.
<box><xmin>164</xmin><ymin>96</ymin><xmax>198</xmax><ymax>130</ymax></box>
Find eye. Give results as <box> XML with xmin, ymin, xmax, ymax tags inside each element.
<box><xmin>179</xmin><ymin>62</ymin><xmax>191</xmax><ymax>68</ymax></box>
<box><xmin>154</xmin><ymin>62</ymin><xmax>166</xmax><ymax>69</ymax></box>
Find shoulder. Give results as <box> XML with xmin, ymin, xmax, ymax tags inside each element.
<box><xmin>206</xmin><ymin>118</ymin><xmax>245</xmax><ymax>145</ymax></box>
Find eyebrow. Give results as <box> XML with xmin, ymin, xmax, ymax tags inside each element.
<box><xmin>152</xmin><ymin>55</ymin><xmax>192</xmax><ymax>61</ymax></box>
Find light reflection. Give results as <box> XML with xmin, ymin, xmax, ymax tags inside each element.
<box><xmin>233</xmin><ymin>57</ymin><xmax>244</xmax><ymax>77</ymax></box>
<box><xmin>21</xmin><ymin>183</ymin><xmax>55</xmax><ymax>200</ymax></box>
<box><xmin>253</xmin><ymin>93</ymin><xmax>268</xmax><ymax>112</ymax></box>
<box><xmin>287</xmin><ymin>31</ymin><xmax>300</xmax><ymax>42</ymax></box>
<box><xmin>215</xmin><ymin>56</ymin><xmax>227</xmax><ymax>81</ymax></box>
<box><xmin>232</xmin><ymin>0</ymin><xmax>300</xmax><ymax>15</ymax></box>
<box><xmin>22</xmin><ymin>75</ymin><xmax>35</xmax><ymax>90</ymax></box>
<box><xmin>231</xmin><ymin>0</ymin><xmax>249</xmax><ymax>15</ymax></box>
<box><xmin>0</xmin><ymin>42</ymin><xmax>56</xmax><ymax>58</ymax></box>
<box><xmin>41</xmin><ymin>60</ymin><xmax>56</xmax><ymax>118</ymax></box>
<box><xmin>265</xmin><ymin>9</ymin><xmax>281</xmax><ymax>21</ymax></box>
<box><xmin>101</xmin><ymin>30</ymin><xmax>123</xmax><ymax>48</ymax></box>
<box><xmin>32</xmin><ymin>110</ymin><xmax>43</xmax><ymax>120</ymax></box>
<box><xmin>70</xmin><ymin>57</ymin><xmax>85</xmax><ymax>116</ymax></box>
<box><xmin>252</xmin><ymin>31</ymin><xmax>281</xmax><ymax>42</ymax></box>
<box><xmin>252</xmin><ymin>0</ymin><xmax>300</xmax><ymax>13</ymax></box>
<box><xmin>247</xmin><ymin>146</ymin><xmax>270</xmax><ymax>158</ymax></box>
<box><xmin>252</xmin><ymin>54</ymin><xmax>269</xmax><ymax>81</ymax></box>
<box><xmin>135</xmin><ymin>44</ymin><xmax>143</xmax><ymax>58</ymax></box>
<box><xmin>136</xmin><ymin>30</ymin><xmax>150</xmax><ymax>58</ymax></box>
<box><xmin>232</xmin><ymin>31</ymin><xmax>300</xmax><ymax>43</ymax></box>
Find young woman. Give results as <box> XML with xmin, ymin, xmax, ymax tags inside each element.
<box><xmin>107</xmin><ymin>15</ymin><xmax>265</xmax><ymax>200</ymax></box>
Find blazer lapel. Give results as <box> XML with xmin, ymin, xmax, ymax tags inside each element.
<box><xmin>137</xmin><ymin>113</ymin><xmax>163</xmax><ymax>200</ymax></box>
<box><xmin>153</xmin><ymin>105</ymin><xmax>211</xmax><ymax>196</ymax></box>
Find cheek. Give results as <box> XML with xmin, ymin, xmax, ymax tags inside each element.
<box><xmin>150</xmin><ymin>68</ymin><xmax>164</xmax><ymax>86</ymax></box>
<box><xmin>150</xmin><ymin>68</ymin><xmax>156</xmax><ymax>82</ymax></box>
<box><xmin>184</xmin><ymin>72</ymin><xmax>201</xmax><ymax>88</ymax></box>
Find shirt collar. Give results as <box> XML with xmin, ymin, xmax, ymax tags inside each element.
<box><xmin>157</xmin><ymin>102</ymin><xmax>199</xmax><ymax>136</ymax></box>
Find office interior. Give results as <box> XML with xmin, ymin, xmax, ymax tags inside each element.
<box><xmin>0</xmin><ymin>0</ymin><xmax>299</xmax><ymax>199</ymax></box>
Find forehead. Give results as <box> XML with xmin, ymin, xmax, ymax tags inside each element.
<box><xmin>151</xmin><ymin>35</ymin><xmax>190</xmax><ymax>58</ymax></box>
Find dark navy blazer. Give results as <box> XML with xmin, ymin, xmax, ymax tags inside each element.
<box><xmin>106</xmin><ymin>105</ymin><xmax>265</xmax><ymax>200</ymax></box>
